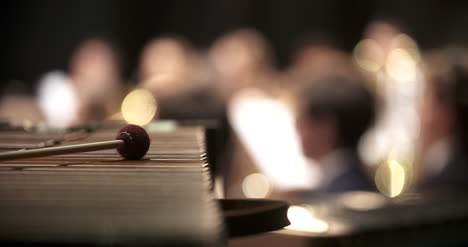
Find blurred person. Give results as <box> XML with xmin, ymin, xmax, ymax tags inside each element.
<box><xmin>227</xmin><ymin>88</ymin><xmax>320</xmax><ymax>198</ymax></box>
<box><xmin>137</xmin><ymin>36</ymin><xmax>222</xmax><ymax>119</ymax></box>
<box><xmin>209</xmin><ymin>28</ymin><xmax>278</xmax><ymax>101</ymax></box>
<box><xmin>137</xmin><ymin>36</ymin><xmax>229</xmax><ymax>197</ymax></box>
<box><xmin>295</xmin><ymin>76</ymin><xmax>377</xmax><ymax>193</ymax></box>
<box><xmin>356</xmin><ymin>19</ymin><xmax>424</xmax><ymax>177</ymax></box>
<box><xmin>138</xmin><ymin>37</ymin><xmax>189</xmax><ymax>83</ymax></box>
<box><xmin>69</xmin><ymin>37</ymin><xmax>125</xmax><ymax>124</ymax></box>
<box><xmin>215</xmin><ymin>29</ymin><xmax>323</xmax><ymax>198</ymax></box>
<box><xmin>417</xmin><ymin>47</ymin><xmax>468</xmax><ymax>191</ymax></box>
<box><xmin>138</xmin><ymin>36</ymin><xmax>211</xmax><ymax>96</ymax></box>
<box><xmin>287</xmin><ymin>35</ymin><xmax>358</xmax><ymax>85</ymax></box>
<box><xmin>0</xmin><ymin>81</ymin><xmax>43</xmax><ymax>126</ymax></box>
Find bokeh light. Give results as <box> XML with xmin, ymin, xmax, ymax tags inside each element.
<box><xmin>286</xmin><ymin>205</ymin><xmax>329</xmax><ymax>233</ymax></box>
<box><xmin>241</xmin><ymin>173</ymin><xmax>272</xmax><ymax>198</ymax></box>
<box><xmin>375</xmin><ymin>158</ymin><xmax>407</xmax><ymax>198</ymax></box>
<box><xmin>37</xmin><ymin>71</ymin><xmax>79</xmax><ymax>128</ymax></box>
<box><xmin>392</xmin><ymin>34</ymin><xmax>421</xmax><ymax>63</ymax></box>
<box><xmin>339</xmin><ymin>191</ymin><xmax>388</xmax><ymax>211</ymax></box>
<box><xmin>121</xmin><ymin>89</ymin><xmax>157</xmax><ymax>126</ymax></box>
<box><xmin>353</xmin><ymin>39</ymin><xmax>385</xmax><ymax>72</ymax></box>
<box><xmin>385</xmin><ymin>48</ymin><xmax>418</xmax><ymax>82</ymax></box>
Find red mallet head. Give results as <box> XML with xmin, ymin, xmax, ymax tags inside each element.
<box><xmin>116</xmin><ymin>124</ymin><xmax>150</xmax><ymax>160</ymax></box>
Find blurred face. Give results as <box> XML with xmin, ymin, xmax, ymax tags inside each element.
<box><xmin>69</xmin><ymin>39</ymin><xmax>120</xmax><ymax>97</ymax></box>
<box><xmin>209</xmin><ymin>30</ymin><xmax>270</xmax><ymax>81</ymax></box>
<box><xmin>139</xmin><ymin>39</ymin><xmax>187</xmax><ymax>81</ymax></box>
<box><xmin>364</xmin><ymin>21</ymin><xmax>400</xmax><ymax>52</ymax></box>
<box><xmin>295</xmin><ymin>112</ymin><xmax>338</xmax><ymax>161</ymax></box>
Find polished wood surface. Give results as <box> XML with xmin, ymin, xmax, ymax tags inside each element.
<box><xmin>0</xmin><ymin>122</ymin><xmax>225</xmax><ymax>246</ymax></box>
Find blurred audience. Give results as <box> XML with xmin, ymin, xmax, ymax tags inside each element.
<box><xmin>295</xmin><ymin>75</ymin><xmax>377</xmax><ymax>193</ymax></box>
<box><xmin>4</xmin><ymin>23</ymin><xmax>468</xmax><ymax>200</ymax></box>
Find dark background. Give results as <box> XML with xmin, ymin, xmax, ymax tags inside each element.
<box><xmin>2</xmin><ymin>0</ymin><xmax>468</xmax><ymax>89</ymax></box>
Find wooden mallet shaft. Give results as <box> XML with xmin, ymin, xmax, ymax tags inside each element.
<box><xmin>0</xmin><ymin>124</ymin><xmax>151</xmax><ymax>162</ymax></box>
<box><xmin>0</xmin><ymin>140</ymin><xmax>124</xmax><ymax>162</ymax></box>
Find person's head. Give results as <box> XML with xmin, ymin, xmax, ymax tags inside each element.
<box><xmin>138</xmin><ymin>36</ymin><xmax>209</xmax><ymax>97</ymax></box>
<box><xmin>69</xmin><ymin>38</ymin><xmax>121</xmax><ymax>94</ymax></box>
<box><xmin>288</xmin><ymin>41</ymin><xmax>354</xmax><ymax>83</ymax></box>
<box><xmin>296</xmin><ymin>76</ymin><xmax>376</xmax><ymax>160</ymax></box>
<box><xmin>209</xmin><ymin>28</ymin><xmax>273</xmax><ymax>81</ymax></box>
<box><xmin>138</xmin><ymin>36</ymin><xmax>192</xmax><ymax>82</ymax></box>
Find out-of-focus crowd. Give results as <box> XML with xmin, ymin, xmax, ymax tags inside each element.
<box><xmin>2</xmin><ymin>19</ymin><xmax>468</xmax><ymax>201</ymax></box>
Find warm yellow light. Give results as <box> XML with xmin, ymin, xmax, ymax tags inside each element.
<box><xmin>385</xmin><ymin>48</ymin><xmax>417</xmax><ymax>82</ymax></box>
<box><xmin>375</xmin><ymin>159</ymin><xmax>406</xmax><ymax>198</ymax></box>
<box><xmin>388</xmin><ymin>159</ymin><xmax>406</xmax><ymax>196</ymax></box>
<box><xmin>286</xmin><ymin>206</ymin><xmax>329</xmax><ymax>233</ymax></box>
<box><xmin>340</xmin><ymin>191</ymin><xmax>387</xmax><ymax>211</ymax></box>
<box><xmin>392</xmin><ymin>34</ymin><xmax>421</xmax><ymax>63</ymax></box>
<box><xmin>121</xmin><ymin>89</ymin><xmax>157</xmax><ymax>126</ymax></box>
<box><xmin>353</xmin><ymin>39</ymin><xmax>385</xmax><ymax>72</ymax></box>
<box><xmin>242</xmin><ymin>173</ymin><xmax>271</xmax><ymax>198</ymax></box>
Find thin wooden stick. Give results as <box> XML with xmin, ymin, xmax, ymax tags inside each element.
<box><xmin>0</xmin><ymin>140</ymin><xmax>124</xmax><ymax>162</ymax></box>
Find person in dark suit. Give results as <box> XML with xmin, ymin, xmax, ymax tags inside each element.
<box><xmin>418</xmin><ymin>50</ymin><xmax>468</xmax><ymax>192</ymax></box>
<box><xmin>295</xmin><ymin>76</ymin><xmax>377</xmax><ymax>193</ymax></box>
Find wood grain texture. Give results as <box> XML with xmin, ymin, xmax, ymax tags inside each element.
<box><xmin>0</xmin><ymin>123</ymin><xmax>224</xmax><ymax>246</ymax></box>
